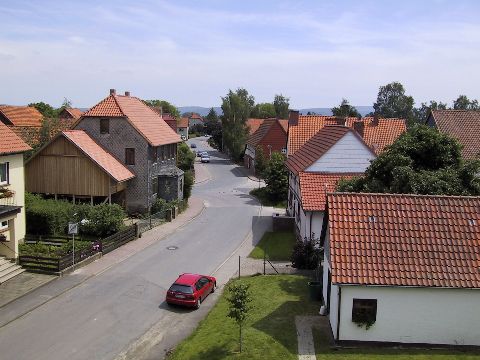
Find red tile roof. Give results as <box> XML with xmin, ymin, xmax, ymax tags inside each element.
<box><xmin>190</xmin><ymin>113</ymin><xmax>203</xmax><ymax>120</ymax></box>
<box><xmin>430</xmin><ymin>110</ymin><xmax>480</xmax><ymax>159</ymax></box>
<box><xmin>178</xmin><ymin>117</ymin><xmax>189</xmax><ymax>128</ymax></box>
<box><xmin>0</xmin><ymin>106</ymin><xmax>43</xmax><ymax>127</ymax></box>
<box><xmin>60</xmin><ymin>108</ymin><xmax>83</xmax><ymax>120</ymax></box>
<box><xmin>0</xmin><ymin>122</ymin><xmax>32</xmax><ymax>154</ymax></box>
<box><xmin>299</xmin><ymin>172</ymin><xmax>362</xmax><ymax>211</ymax></box>
<box><xmin>279</xmin><ymin>119</ymin><xmax>288</xmax><ymax>133</ymax></box>
<box><xmin>62</xmin><ymin>130</ymin><xmax>134</xmax><ymax>182</ymax></box>
<box><xmin>247</xmin><ymin>118</ymin><xmax>286</xmax><ymax>147</ymax></box>
<box><xmin>82</xmin><ymin>94</ymin><xmax>181</xmax><ymax>146</ymax></box>
<box><xmin>246</xmin><ymin>118</ymin><xmax>264</xmax><ymax>135</ymax></box>
<box><xmin>286</xmin><ymin>126</ymin><xmax>372</xmax><ymax>174</ymax></box>
<box><xmin>288</xmin><ymin>116</ymin><xmax>406</xmax><ymax>155</ymax></box>
<box><xmin>327</xmin><ymin>192</ymin><xmax>480</xmax><ymax>288</ymax></box>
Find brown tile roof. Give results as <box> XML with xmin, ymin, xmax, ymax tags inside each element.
<box><xmin>430</xmin><ymin>110</ymin><xmax>480</xmax><ymax>159</ymax></box>
<box><xmin>190</xmin><ymin>113</ymin><xmax>203</xmax><ymax>120</ymax></box>
<box><xmin>0</xmin><ymin>106</ymin><xmax>43</xmax><ymax>127</ymax></box>
<box><xmin>62</xmin><ymin>130</ymin><xmax>135</xmax><ymax>182</ymax></box>
<box><xmin>246</xmin><ymin>118</ymin><xmax>264</xmax><ymax>135</ymax></box>
<box><xmin>285</xmin><ymin>126</ymin><xmax>372</xmax><ymax>174</ymax></box>
<box><xmin>299</xmin><ymin>172</ymin><xmax>362</xmax><ymax>211</ymax></box>
<box><xmin>279</xmin><ymin>119</ymin><xmax>288</xmax><ymax>133</ymax></box>
<box><xmin>288</xmin><ymin>116</ymin><xmax>406</xmax><ymax>155</ymax></box>
<box><xmin>327</xmin><ymin>192</ymin><xmax>480</xmax><ymax>289</ymax></box>
<box><xmin>82</xmin><ymin>94</ymin><xmax>181</xmax><ymax>146</ymax></box>
<box><xmin>62</xmin><ymin>108</ymin><xmax>83</xmax><ymax>120</ymax></box>
<box><xmin>178</xmin><ymin>117</ymin><xmax>189</xmax><ymax>128</ymax></box>
<box><xmin>0</xmin><ymin>122</ymin><xmax>32</xmax><ymax>154</ymax></box>
<box><xmin>247</xmin><ymin>118</ymin><xmax>286</xmax><ymax>147</ymax></box>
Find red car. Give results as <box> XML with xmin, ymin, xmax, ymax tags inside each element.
<box><xmin>166</xmin><ymin>273</ymin><xmax>216</xmax><ymax>309</ymax></box>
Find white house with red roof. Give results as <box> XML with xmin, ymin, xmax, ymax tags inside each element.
<box><xmin>0</xmin><ymin>122</ymin><xmax>31</xmax><ymax>280</ymax></box>
<box><xmin>321</xmin><ymin>192</ymin><xmax>480</xmax><ymax>346</ymax></box>
<box><xmin>285</xmin><ymin>125</ymin><xmax>376</xmax><ymax>242</ymax></box>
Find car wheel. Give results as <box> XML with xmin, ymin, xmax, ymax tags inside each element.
<box><xmin>211</xmin><ymin>282</ymin><xmax>216</xmax><ymax>293</ymax></box>
<box><xmin>195</xmin><ymin>298</ymin><xmax>201</xmax><ymax>309</ymax></box>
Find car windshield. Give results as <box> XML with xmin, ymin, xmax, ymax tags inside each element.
<box><xmin>169</xmin><ymin>284</ymin><xmax>194</xmax><ymax>294</ymax></box>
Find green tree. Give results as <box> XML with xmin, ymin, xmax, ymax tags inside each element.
<box><xmin>263</xmin><ymin>152</ymin><xmax>288</xmax><ymax>201</ymax></box>
<box><xmin>254</xmin><ymin>146</ymin><xmax>268</xmax><ymax>177</ymax></box>
<box><xmin>204</xmin><ymin>108</ymin><xmax>219</xmax><ymax>123</ymax></box>
<box><xmin>373</xmin><ymin>82</ymin><xmax>414</xmax><ymax>121</ymax></box>
<box><xmin>274</xmin><ymin>94</ymin><xmax>290</xmax><ymax>119</ymax></box>
<box><xmin>226</xmin><ymin>282</ymin><xmax>252</xmax><ymax>353</ymax></box>
<box><xmin>61</xmin><ymin>97</ymin><xmax>72</xmax><ymax>109</ymax></box>
<box><xmin>251</xmin><ymin>103</ymin><xmax>276</xmax><ymax>119</ymax></box>
<box><xmin>204</xmin><ymin>108</ymin><xmax>221</xmax><ymax>137</ymax></box>
<box><xmin>412</xmin><ymin>100</ymin><xmax>448</xmax><ymax>123</ymax></box>
<box><xmin>221</xmin><ymin>88</ymin><xmax>254</xmax><ymax>161</ymax></box>
<box><xmin>144</xmin><ymin>99</ymin><xmax>180</xmax><ymax>118</ymax></box>
<box><xmin>331</xmin><ymin>98</ymin><xmax>361</xmax><ymax>118</ymax></box>
<box><xmin>28</xmin><ymin>102</ymin><xmax>57</xmax><ymax>118</ymax></box>
<box><xmin>177</xmin><ymin>142</ymin><xmax>195</xmax><ymax>171</ymax></box>
<box><xmin>453</xmin><ymin>95</ymin><xmax>479</xmax><ymax>110</ymax></box>
<box><xmin>337</xmin><ymin>125</ymin><xmax>480</xmax><ymax>195</ymax></box>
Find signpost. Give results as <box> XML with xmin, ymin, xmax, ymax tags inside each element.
<box><xmin>68</xmin><ymin>222</ymin><xmax>78</xmax><ymax>270</ymax></box>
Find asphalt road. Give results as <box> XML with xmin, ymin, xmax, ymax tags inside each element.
<box><xmin>0</xmin><ymin>137</ymin><xmax>261</xmax><ymax>360</ymax></box>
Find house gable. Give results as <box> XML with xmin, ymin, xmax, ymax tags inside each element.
<box><xmin>305</xmin><ymin>132</ymin><xmax>376</xmax><ymax>172</ymax></box>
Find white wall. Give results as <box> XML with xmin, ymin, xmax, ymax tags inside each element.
<box><xmin>306</xmin><ymin>132</ymin><xmax>375</xmax><ymax>172</ymax></box>
<box><xmin>299</xmin><ymin>210</ymin><xmax>324</xmax><ymax>242</ymax></box>
<box><xmin>245</xmin><ymin>145</ymin><xmax>255</xmax><ymax>158</ymax></box>
<box><xmin>0</xmin><ymin>153</ymin><xmax>26</xmax><ymax>258</ymax></box>
<box><xmin>337</xmin><ymin>285</ymin><xmax>480</xmax><ymax>345</ymax></box>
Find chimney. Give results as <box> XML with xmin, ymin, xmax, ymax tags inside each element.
<box><xmin>353</xmin><ymin>121</ymin><xmax>365</xmax><ymax>138</ymax></box>
<box><xmin>288</xmin><ymin>110</ymin><xmax>299</xmax><ymax>126</ymax></box>
<box><xmin>125</xmin><ymin>91</ymin><xmax>130</xmax><ymax>97</ymax></box>
<box><xmin>110</xmin><ymin>89</ymin><xmax>116</xmax><ymax>95</ymax></box>
<box><xmin>335</xmin><ymin>116</ymin><xmax>346</xmax><ymax>126</ymax></box>
<box><xmin>372</xmin><ymin>113</ymin><xmax>379</xmax><ymax>126</ymax></box>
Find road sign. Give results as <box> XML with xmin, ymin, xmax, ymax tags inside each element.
<box><xmin>68</xmin><ymin>222</ymin><xmax>78</xmax><ymax>235</ymax></box>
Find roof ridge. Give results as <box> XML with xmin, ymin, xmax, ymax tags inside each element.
<box><xmin>112</xmin><ymin>95</ymin><xmax>127</xmax><ymax>117</ymax></box>
<box><xmin>328</xmin><ymin>191</ymin><xmax>480</xmax><ymax>200</ymax></box>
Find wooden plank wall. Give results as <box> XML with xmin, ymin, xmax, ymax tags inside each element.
<box><xmin>26</xmin><ymin>136</ymin><xmax>113</xmax><ymax>196</ymax></box>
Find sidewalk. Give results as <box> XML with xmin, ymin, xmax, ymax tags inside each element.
<box><xmin>0</xmin><ymin>196</ymin><xmax>205</xmax><ymax>311</ymax></box>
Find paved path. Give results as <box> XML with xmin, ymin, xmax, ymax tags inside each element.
<box><xmin>296</xmin><ymin>316</ymin><xmax>323</xmax><ymax>360</ymax></box>
<box><xmin>0</xmin><ymin>272</ymin><xmax>56</xmax><ymax>308</ymax></box>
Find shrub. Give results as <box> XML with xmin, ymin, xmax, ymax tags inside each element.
<box><xmin>291</xmin><ymin>239</ymin><xmax>319</xmax><ymax>269</ymax></box>
<box><xmin>183</xmin><ymin>170</ymin><xmax>194</xmax><ymax>199</ymax></box>
<box><xmin>77</xmin><ymin>204</ymin><xmax>125</xmax><ymax>237</ymax></box>
<box><xmin>25</xmin><ymin>193</ymin><xmax>126</xmax><ymax>238</ymax></box>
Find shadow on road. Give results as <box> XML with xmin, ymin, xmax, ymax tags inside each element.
<box><xmin>159</xmin><ymin>301</ymin><xmax>197</xmax><ymax>313</ymax></box>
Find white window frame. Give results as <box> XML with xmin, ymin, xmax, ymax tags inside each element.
<box><xmin>0</xmin><ymin>162</ymin><xmax>9</xmax><ymax>186</ymax></box>
<box><xmin>0</xmin><ymin>220</ymin><xmax>8</xmax><ymax>231</ymax></box>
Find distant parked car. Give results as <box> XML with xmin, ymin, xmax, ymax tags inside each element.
<box><xmin>201</xmin><ymin>154</ymin><xmax>210</xmax><ymax>163</ymax></box>
<box><xmin>166</xmin><ymin>273</ymin><xmax>216</xmax><ymax>309</ymax></box>
<box><xmin>181</xmin><ymin>135</ymin><xmax>187</xmax><ymax>141</ymax></box>
<box><xmin>190</xmin><ymin>143</ymin><xmax>197</xmax><ymax>148</ymax></box>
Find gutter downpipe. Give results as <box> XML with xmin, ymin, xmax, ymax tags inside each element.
<box><xmin>336</xmin><ymin>286</ymin><xmax>342</xmax><ymax>341</ymax></box>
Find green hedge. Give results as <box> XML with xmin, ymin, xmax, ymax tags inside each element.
<box><xmin>26</xmin><ymin>193</ymin><xmax>126</xmax><ymax>237</ymax></box>
<box><xmin>19</xmin><ymin>240</ymin><xmax>93</xmax><ymax>258</ymax></box>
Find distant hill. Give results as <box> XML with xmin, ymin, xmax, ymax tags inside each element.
<box><xmin>299</xmin><ymin>106</ymin><xmax>374</xmax><ymax>117</ymax></box>
<box><xmin>178</xmin><ymin>106</ymin><xmax>222</xmax><ymax>117</ymax></box>
<box><xmin>178</xmin><ymin>105</ymin><xmax>374</xmax><ymax>118</ymax></box>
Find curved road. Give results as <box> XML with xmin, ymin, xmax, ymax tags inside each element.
<box><xmin>0</xmin><ymin>137</ymin><xmax>261</xmax><ymax>360</ymax></box>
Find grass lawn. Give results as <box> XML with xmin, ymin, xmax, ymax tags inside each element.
<box><xmin>313</xmin><ymin>327</ymin><xmax>480</xmax><ymax>360</ymax></box>
<box><xmin>168</xmin><ymin>275</ymin><xmax>320</xmax><ymax>360</ymax></box>
<box><xmin>249</xmin><ymin>231</ymin><xmax>295</xmax><ymax>261</ymax></box>
<box><xmin>250</xmin><ymin>187</ymin><xmax>287</xmax><ymax>208</ymax></box>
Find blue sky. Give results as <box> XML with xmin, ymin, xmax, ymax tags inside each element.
<box><xmin>1</xmin><ymin>0</ymin><xmax>480</xmax><ymax>109</ymax></box>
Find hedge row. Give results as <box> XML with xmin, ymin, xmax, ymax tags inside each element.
<box><xmin>26</xmin><ymin>193</ymin><xmax>126</xmax><ymax>237</ymax></box>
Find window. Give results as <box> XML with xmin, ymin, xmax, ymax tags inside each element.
<box><xmin>125</xmin><ymin>148</ymin><xmax>135</xmax><ymax>165</ymax></box>
<box><xmin>180</xmin><ymin>178</ymin><xmax>183</xmax><ymax>193</ymax></box>
<box><xmin>151</xmin><ymin>176</ymin><xmax>158</xmax><ymax>195</ymax></box>
<box><xmin>352</xmin><ymin>299</ymin><xmax>377</xmax><ymax>324</ymax></box>
<box><xmin>0</xmin><ymin>162</ymin><xmax>8</xmax><ymax>185</ymax></box>
<box><xmin>100</xmin><ymin>118</ymin><xmax>110</xmax><ymax>134</ymax></box>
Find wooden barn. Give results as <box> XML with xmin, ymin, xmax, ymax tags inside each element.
<box><xmin>25</xmin><ymin>130</ymin><xmax>135</xmax><ymax>206</ymax></box>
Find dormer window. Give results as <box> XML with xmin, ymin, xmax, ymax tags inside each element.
<box><xmin>100</xmin><ymin>118</ymin><xmax>110</xmax><ymax>134</ymax></box>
